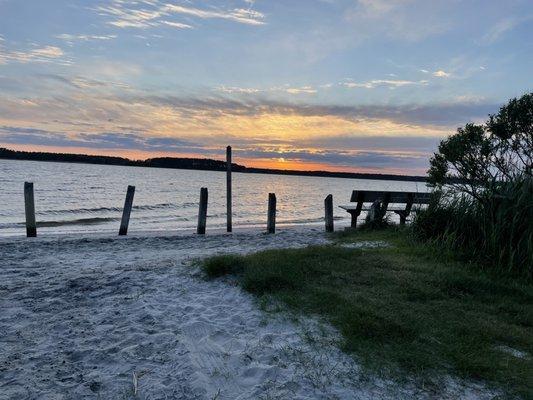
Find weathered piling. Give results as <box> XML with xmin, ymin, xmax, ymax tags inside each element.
<box><xmin>324</xmin><ymin>194</ymin><xmax>334</xmax><ymax>232</ymax></box>
<box><xmin>24</xmin><ymin>182</ymin><xmax>37</xmax><ymax>237</ymax></box>
<box><xmin>119</xmin><ymin>185</ymin><xmax>135</xmax><ymax>236</ymax></box>
<box><xmin>267</xmin><ymin>193</ymin><xmax>276</xmax><ymax>234</ymax></box>
<box><xmin>226</xmin><ymin>146</ymin><xmax>232</xmax><ymax>233</ymax></box>
<box><xmin>197</xmin><ymin>187</ymin><xmax>208</xmax><ymax>234</ymax></box>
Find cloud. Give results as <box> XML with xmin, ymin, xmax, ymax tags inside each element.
<box><xmin>0</xmin><ymin>42</ymin><xmax>70</xmax><ymax>65</ymax></box>
<box><xmin>305</xmin><ymin>134</ymin><xmax>441</xmax><ymax>154</ymax></box>
<box><xmin>97</xmin><ymin>5</ymin><xmax>166</xmax><ymax>29</ymax></box>
<box><xmin>232</xmin><ymin>147</ymin><xmax>431</xmax><ymax>173</ymax></box>
<box><xmin>160</xmin><ymin>21</ymin><xmax>193</xmax><ymax>29</ymax></box>
<box><xmin>121</xmin><ymin>92</ymin><xmax>497</xmax><ymax>127</ymax></box>
<box><xmin>481</xmin><ymin>15</ymin><xmax>533</xmax><ymax>44</ymax></box>
<box><xmin>217</xmin><ymin>86</ymin><xmax>262</xmax><ymax>94</ymax></box>
<box><xmin>0</xmin><ymin>69</ymin><xmax>498</xmax><ymax>140</ymax></box>
<box><xmin>342</xmin><ymin>79</ymin><xmax>428</xmax><ymax>89</ymax></box>
<box><xmin>29</xmin><ymin>73</ymin><xmax>130</xmax><ymax>90</ymax></box>
<box><xmin>216</xmin><ymin>85</ymin><xmax>317</xmax><ymax>95</ymax></box>
<box><xmin>95</xmin><ymin>0</ymin><xmax>265</xmax><ymax>30</ymax></box>
<box><xmin>432</xmin><ymin>70</ymin><xmax>451</xmax><ymax>78</ymax></box>
<box><xmin>217</xmin><ymin>78</ymin><xmax>433</xmax><ymax>94</ymax></box>
<box><xmin>55</xmin><ymin>34</ymin><xmax>117</xmax><ymax>43</ymax></box>
<box><xmin>0</xmin><ymin>126</ymin><xmax>200</xmax><ymax>152</ymax></box>
<box><xmin>284</xmin><ymin>86</ymin><xmax>317</xmax><ymax>94</ymax></box>
<box><xmin>344</xmin><ymin>0</ymin><xmax>451</xmax><ymax>42</ymax></box>
<box><xmin>163</xmin><ymin>4</ymin><xmax>265</xmax><ymax>26</ymax></box>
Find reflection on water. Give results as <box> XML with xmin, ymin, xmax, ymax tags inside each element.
<box><xmin>0</xmin><ymin>159</ymin><xmax>429</xmax><ymax>237</ymax></box>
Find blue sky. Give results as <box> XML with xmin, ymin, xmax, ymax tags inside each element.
<box><xmin>0</xmin><ymin>0</ymin><xmax>531</xmax><ymax>173</ymax></box>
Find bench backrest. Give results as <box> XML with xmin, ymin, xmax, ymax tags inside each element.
<box><xmin>350</xmin><ymin>190</ymin><xmax>431</xmax><ymax>204</ymax></box>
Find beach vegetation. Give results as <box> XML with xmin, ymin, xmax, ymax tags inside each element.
<box><xmin>203</xmin><ymin>228</ymin><xmax>533</xmax><ymax>398</ymax></box>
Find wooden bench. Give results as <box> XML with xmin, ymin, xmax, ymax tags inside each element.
<box><xmin>339</xmin><ymin>190</ymin><xmax>431</xmax><ymax>228</ymax></box>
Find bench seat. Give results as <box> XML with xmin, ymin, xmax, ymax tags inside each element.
<box><xmin>340</xmin><ymin>190</ymin><xmax>431</xmax><ymax>227</ymax></box>
<box><xmin>339</xmin><ymin>205</ymin><xmax>424</xmax><ymax>212</ymax></box>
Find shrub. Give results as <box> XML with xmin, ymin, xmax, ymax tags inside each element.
<box><xmin>415</xmin><ymin>93</ymin><xmax>533</xmax><ymax>279</ymax></box>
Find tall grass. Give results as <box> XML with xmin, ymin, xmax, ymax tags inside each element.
<box><xmin>413</xmin><ymin>176</ymin><xmax>533</xmax><ymax>279</ymax></box>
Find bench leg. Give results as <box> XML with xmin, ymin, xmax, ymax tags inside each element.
<box><xmin>350</xmin><ymin>212</ymin><xmax>358</xmax><ymax>228</ymax></box>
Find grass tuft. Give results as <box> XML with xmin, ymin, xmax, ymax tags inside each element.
<box><xmin>203</xmin><ymin>254</ymin><xmax>245</xmax><ymax>278</ymax></box>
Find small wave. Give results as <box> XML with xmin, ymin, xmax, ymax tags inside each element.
<box><xmin>36</xmin><ymin>217</ymin><xmax>118</xmax><ymax>228</ymax></box>
<box><xmin>277</xmin><ymin>215</ymin><xmax>348</xmax><ymax>225</ymax></box>
<box><xmin>134</xmin><ymin>203</ymin><xmax>177</xmax><ymax>211</ymax></box>
<box><xmin>37</xmin><ymin>203</ymin><xmax>177</xmax><ymax>216</ymax></box>
<box><xmin>37</xmin><ymin>207</ymin><xmax>122</xmax><ymax>215</ymax></box>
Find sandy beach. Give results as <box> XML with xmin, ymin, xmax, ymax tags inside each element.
<box><xmin>0</xmin><ymin>228</ymin><xmax>499</xmax><ymax>399</ymax></box>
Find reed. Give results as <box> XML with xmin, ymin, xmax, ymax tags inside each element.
<box><xmin>412</xmin><ymin>176</ymin><xmax>533</xmax><ymax>279</ymax></box>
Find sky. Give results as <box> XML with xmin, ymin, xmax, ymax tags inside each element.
<box><xmin>0</xmin><ymin>0</ymin><xmax>531</xmax><ymax>174</ymax></box>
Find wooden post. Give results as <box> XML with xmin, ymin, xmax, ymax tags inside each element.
<box><xmin>197</xmin><ymin>187</ymin><xmax>208</xmax><ymax>234</ymax></box>
<box><xmin>267</xmin><ymin>193</ymin><xmax>276</xmax><ymax>234</ymax></box>
<box><xmin>24</xmin><ymin>182</ymin><xmax>37</xmax><ymax>238</ymax></box>
<box><xmin>119</xmin><ymin>185</ymin><xmax>135</xmax><ymax>236</ymax></box>
<box><xmin>324</xmin><ymin>194</ymin><xmax>334</xmax><ymax>232</ymax></box>
<box><xmin>226</xmin><ymin>146</ymin><xmax>232</xmax><ymax>233</ymax></box>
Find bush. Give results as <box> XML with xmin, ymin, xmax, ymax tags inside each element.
<box><xmin>415</xmin><ymin>93</ymin><xmax>533</xmax><ymax>279</ymax></box>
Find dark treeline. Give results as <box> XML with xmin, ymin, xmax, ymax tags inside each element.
<box><xmin>0</xmin><ymin>148</ymin><xmax>245</xmax><ymax>171</ymax></box>
<box><xmin>0</xmin><ymin>147</ymin><xmax>427</xmax><ymax>182</ymax></box>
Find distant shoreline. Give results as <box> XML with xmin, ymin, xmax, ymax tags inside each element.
<box><xmin>0</xmin><ymin>147</ymin><xmax>428</xmax><ymax>182</ymax></box>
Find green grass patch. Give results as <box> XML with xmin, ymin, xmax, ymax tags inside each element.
<box><xmin>203</xmin><ymin>228</ymin><xmax>533</xmax><ymax>398</ymax></box>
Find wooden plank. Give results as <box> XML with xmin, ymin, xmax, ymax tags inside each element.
<box><xmin>341</xmin><ymin>205</ymin><xmax>424</xmax><ymax>212</ymax></box>
<box><xmin>349</xmin><ymin>190</ymin><xmax>386</xmax><ymax>203</ymax></box>
<box><xmin>339</xmin><ymin>205</ymin><xmax>361</xmax><ymax>210</ymax></box>
<box><xmin>24</xmin><ymin>182</ymin><xmax>37</xmax><ymax>238</ymax></box>
<box><xmin>226</xmin><ymin>146</ymin><xmax>232</xmax><ymax>233</ymax></box>
<box><xmin>119</xmin><ymin>185</ymin><xmax>135</xmax><ymax>236</ymax></box>
<box><xmin>197</xmin><ymin>187</ymin><xmax>208</xmax><ymax>234</ymax></box>
<box><xmin>347</xmin><ymin>191</ymin><xmax>431</xmax><ymax>204</ymax></box>
<box><xmin>324</xmin><ymin>194</ymin><xmax>334</xmax><ymax>232</ymax></box>
<box><xmin>267</xmin><ymin>193</ymin><xmax>276</xmax><ymax>234</ymax></box>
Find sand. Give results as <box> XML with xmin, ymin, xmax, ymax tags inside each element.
<box><xmin>0</xmin><ymin>228</ymin><xmax>500</xmax><ymax>399</ymax></box>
